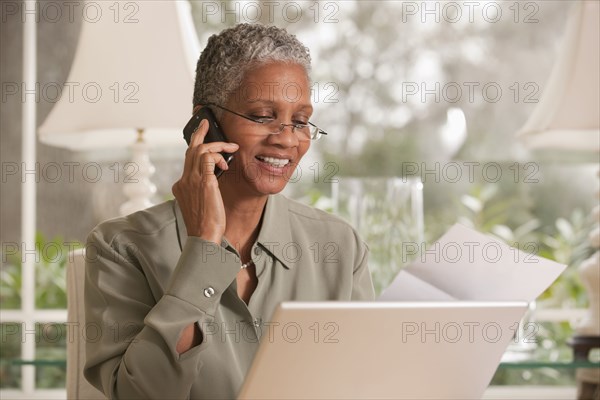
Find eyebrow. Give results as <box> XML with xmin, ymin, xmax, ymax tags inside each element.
<box><xmin>246</xmin><ymin>99</ymin><xmax>313</xmax><ymax>112</ymax></box>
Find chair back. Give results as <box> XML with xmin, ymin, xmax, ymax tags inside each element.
<box><xmin>66</xmin><ymin>248</ymin><xmax>106</xmax><ymax>399</ymax></box>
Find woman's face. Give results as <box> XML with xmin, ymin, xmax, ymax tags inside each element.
<box><xmin>218</xmin><ymin>62</ymin><xmax>312</xmax><ymax>196</ymax></box>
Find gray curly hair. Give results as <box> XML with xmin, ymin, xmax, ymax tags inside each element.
<box><xmin>193</xmin><ymin>24</ymin><xmax>312</xmax><ymax>110</ymax></box>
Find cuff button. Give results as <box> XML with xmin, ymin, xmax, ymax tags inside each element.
<box><xmin>203</xmin><ymin>287</ymin><xmax>215</xmax><ymax>297</ymax></box>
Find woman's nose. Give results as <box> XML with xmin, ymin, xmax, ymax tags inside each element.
<box><xmin>268</xmin><ymin>124</ymin><xmax>300</xmax><ymax>147</ymax></box>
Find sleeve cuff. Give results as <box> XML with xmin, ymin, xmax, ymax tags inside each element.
<box><xmin>166</xmin><ymin>237</ymin><xmax>241</xmax><ymax>314</ymax></box>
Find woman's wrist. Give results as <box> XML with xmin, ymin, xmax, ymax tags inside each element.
<box><xmin>176</xmin><ymin>323</ymin><xmax>203</xmax><ymax>354</ymax></box>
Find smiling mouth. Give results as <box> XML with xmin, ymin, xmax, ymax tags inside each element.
<box><xmin>255</xmin><ymin>156</ymin><xmax>291</xmax><ymax>168</ymax></box>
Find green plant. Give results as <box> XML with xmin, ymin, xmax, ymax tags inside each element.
<box><xmin>1</xmin><ymin>232</ymin><xmax>78</xmax><ymax>310</ymax></box>
<box><xmin>455</xmin><ymin>183</ymin><xmax>592</xmax><ymax>310</ymax></box>
<box><xmin>454</xmin><ymin>183</ymin><xmax>594</xmax><ymax>386</ymax></box>
<box><xmin>0</xmin><ymin>233</ymin><xmax>80</xmax><ymax>390</ymax></box>
<box><xmin>0</xmin><ymin>262</ymin><xmax>22</xmax><ymax>309</ymax></box>
<box><xmin>536</xmin><ymin>210</ymin><xmax>592</xmax><ymax>309</ymax></box>
<box><xmin>0</xmin><ymin>323</ymin><xmax>22</xmax><ymax>389</ymax></box>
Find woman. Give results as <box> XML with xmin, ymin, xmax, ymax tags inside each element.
<box><xmin>84</xmin><ymin>24</ymin><xmax>374</xmax><ymax>400</ymax></box>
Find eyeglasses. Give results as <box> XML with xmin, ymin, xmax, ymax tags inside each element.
<box><xmin>207</xmin><ymin>103</ymin><xmax>328</xmax><ymax>141</ymax></box>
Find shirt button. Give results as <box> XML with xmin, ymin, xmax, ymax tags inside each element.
<box><xmin>253</xmin><ymin>318</ymin><xmax>262</xmax><ymax>328</ymax></box>
<box><xmin>254</xmin><ymin>247</ymin><xmax>262</xmax><ymax>256</ymax></box>
<box><xmin>203</xmin><ymin>287</ymin><xmax>215</xmax><ymax>298</ymax></box>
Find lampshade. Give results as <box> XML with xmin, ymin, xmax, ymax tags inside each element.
<box><xmin>38</xmin><ymin>0</ymin><xmax>200</xmax><ymax>151</ymax></box>
<box><xmin>517</xmin><ymin>0</ymin><xmax>599</xmax><ymax>152</ymax></box>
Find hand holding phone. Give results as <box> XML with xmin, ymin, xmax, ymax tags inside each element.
<box><xmin>173</xmin><ymin>107</ymin><xmax>239</xmax><ymax>242</ymax></box>
<box><xmin>183</xmin><ymin>106</ymin><xmax>234</xmax><ymax>178</ymax></box>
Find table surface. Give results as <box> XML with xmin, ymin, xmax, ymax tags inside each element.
<box><xmin>499</xmin><ymin>345</ymin><xmax>600</xmax><ymax>369</ymax></box>
<box><xmin>5</xmin><ymin>346</ymin><xmax>599</xmax><ymax>369</ymax></box>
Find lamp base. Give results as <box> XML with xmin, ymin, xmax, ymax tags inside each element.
<box><xmin>568</xmin><ymin>335</ymin><xmax>600</xmax><ymax>361</ymax></box>
<box><xmin>120</xmin><ymin>129</ymin><xmax>157</xmax><ymax>216</ymax></box>
<box><xmin>569</xmin><ymin>336</ymin><xmax>600</xmax><ymax>400</ymax></box>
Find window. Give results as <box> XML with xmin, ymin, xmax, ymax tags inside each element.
<box><xmin>1</xmin><ymin>234</ymin><xmax>73</xmax><ymax>398</ymax></box>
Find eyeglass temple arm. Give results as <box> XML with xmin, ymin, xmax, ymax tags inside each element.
<box><xmin>308</xmin><ymin>121</ymin><xmax>328</xmax><ymax>136</ymax></box>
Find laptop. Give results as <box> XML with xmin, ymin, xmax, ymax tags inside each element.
<box><xmin>238</xmin><ymin>301</ymin><xmax>528</xmax><ymax>400</ymax></box>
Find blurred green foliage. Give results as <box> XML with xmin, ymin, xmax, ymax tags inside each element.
<box><xmin>0</xmin><ymin>323</ymin><xmax>21</xmax><ymax>389</ymax></box>
<box><xmin>1</xmin><ymin>232</ymin><xmax>77</xmax><ymax>309</ymax></box>
<box><xmin>0</xmin><ymin>234</ymin><xmax>77</xmax><ymax>390</ymax></box>
<box><xmin>35</xmin><ymin>323</ymin><xmax>67</xmax><ymax>389</ymax></box>
<box><xmin>455</xmin><ymin>182</ymin><xmax>593</xmax><ymax>310</ymax></box>
<box><xmin>454</xmin><ymin>183</ymin><xmax>594</xmax><ymax>386</ymax></box>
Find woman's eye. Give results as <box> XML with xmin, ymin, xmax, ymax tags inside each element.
<box><xmin>251</xmin><ymin>115</ymin><xmax>274</xmax><ymax>121</ymax></box>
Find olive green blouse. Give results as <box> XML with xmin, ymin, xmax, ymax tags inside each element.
<box><xmin>84</xmin><ymin>194</ymin><xmax>375</xmax><ymax>399</ymax></box>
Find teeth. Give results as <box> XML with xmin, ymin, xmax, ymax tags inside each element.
<box><xmin>257</xmin><ymin>156</ymin><xmax>290</xmax><ymax>167</ymax></box>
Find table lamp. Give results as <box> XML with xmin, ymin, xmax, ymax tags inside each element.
<box><xmin>38</xmin><ymin>0</ymin><xmax>199</xmax><ymax>215</ymax></box>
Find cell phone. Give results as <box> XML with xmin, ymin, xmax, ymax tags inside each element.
<box><xmin>183</xmin><ymin>106</ymin><xmax>234</xmax><ymax>178</ymax></box>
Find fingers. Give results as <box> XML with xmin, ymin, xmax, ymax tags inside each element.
<box><xmin>190</xmin><ymin>119</ymin><xmax>209</xmax><ymax>147</ymax></box>
<box><xmin>182</xmin><ymin>118</ymin><xmax>238</xmax><ymax>177</ymax></box>
<box><xmin>194</xmin><ymin>152</ymin><xmax>227</xmax><ymax>177</ymax></box>
<box><xmin>186</xmin><ymin>119</ymin><xmax>239</xmax><ymax>154</ymax></box>
<box><xmin>193</xmin><ymin>145</ymin><xmax>238</xmax><ymax>175</ymax></box>
<box><xmin>190</xmin><ymin>143</ymin><xmax>238</xmax><ymax>176</ymax></box>
<box><xmin>200</xmin><ymin>141</ymin><xmax>239</xmax><ymax>154</ymax></box>
<box><xmin>183</xmin><ymin>119</ymin><xmax>208</xmax><ymax>173</ymax></box>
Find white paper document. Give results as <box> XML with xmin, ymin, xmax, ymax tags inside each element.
<box><xmin>378</xmin><ymin>223</ymin><xmax>567</xmax><ymax>302</ymax></box>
